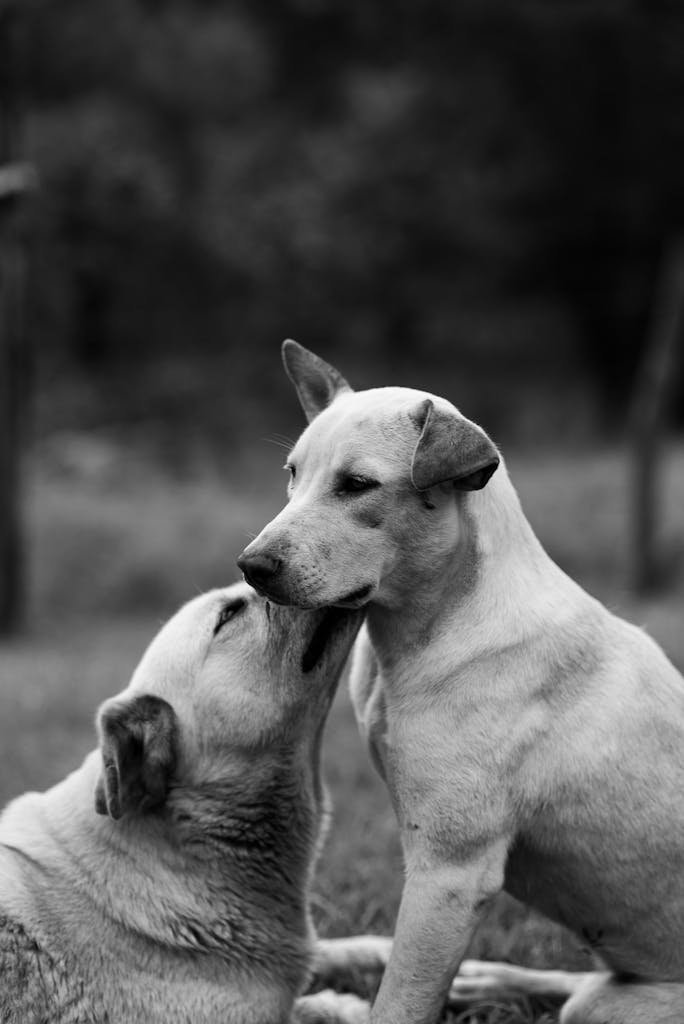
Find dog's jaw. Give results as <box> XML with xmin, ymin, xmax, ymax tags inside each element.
<box><xmin>332</xmin><ymin>584</ymin><xmax>375</xmax><ymax>609</ymax></box>
<box><xmin>301</xmin><ymin>606</ymin><xmax>364</xmax><ymax>673</ymax></box>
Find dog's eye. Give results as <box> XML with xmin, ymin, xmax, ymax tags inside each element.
<box><xmin>337</xmin><ymin>474</ymin><xmax>381</xmax><ymax>495</ymax></box>
<box><xmin>284</xmin><ymin>463</ymin><xmax>296</xmax><ymax>481</ymax></box>
<box><xmin>213</xmin><ymin>599</ymin><xmax>245</xmax><ymax>636</ymax></box>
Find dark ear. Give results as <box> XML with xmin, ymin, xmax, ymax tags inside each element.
<box><xmin>282</xmin><ymin>339</ymin><xmax>352</xmax><ymax>423</ymax></box>
<box><xmin>410</xmin><ymin>399</ymin><xmax>499</xmax><ymax>492</ymax></box>
<box><xmin>94</xmin><ymin>694</ymin><xmax>178</xmax><ymax>820</ymax></box>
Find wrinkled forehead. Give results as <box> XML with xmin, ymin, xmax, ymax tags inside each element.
<box><xmin>130</xmin><ymin>583</ymin><xmax>253</xmax><ymax>687</ymax></box>
<box><xmin>291</xmin><ymin>386</ymin><xmax>440</xmax><ymax>472</ymax></box>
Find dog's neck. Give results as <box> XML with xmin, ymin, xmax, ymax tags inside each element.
<box><xmin>1</xmin><ymin>747</ymin><xmax>321</xmax><ymax>980</ymax></box>
<box><xmin>367</xmin><ymin>461</ymin><xmax>586</xmax><ymax>675</ymax></box>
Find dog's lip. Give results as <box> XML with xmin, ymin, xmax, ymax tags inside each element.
<box><xmin>243</xmin><ymin>574</ymin><xmax>374</xmax><ymax>611</ymax></box>
<box><xmin>243</xmin><ymin>576</ymin><xmax>274</xmax><ymax>599</ymax></box>
<box><xmin>301</xmin><ymin>607</ymin><xmax>362</xmax><ymax>673</ymax></box>
<box><xmin>332</xmin><ymin>584</ymin><xmax>375</xmax><ymax>609</ymax></box>
<box><xmin>243</xmin><ymin>578</ymin><xmax>293</xmax><ymax>605</ymax></box>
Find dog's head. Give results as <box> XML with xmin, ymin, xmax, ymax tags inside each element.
<box><xmin>94</xmin><ymin>582</ymin><xmax>363</xmax><ymax>819</ymax></box>
<box><xmin>237</xmin><ymin>341</ymin><xmax>500</xmax><ymax>610</ymax></box>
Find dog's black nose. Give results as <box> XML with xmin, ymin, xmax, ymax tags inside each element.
<box><xmin>237</xmin><ymin>552</ymin><xmax>281</xmax><ymax>590</ymax></box>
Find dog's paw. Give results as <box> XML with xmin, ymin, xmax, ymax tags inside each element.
<box><xmin>327</xmin><ymin>992</ymin><xmax>371</xmax><ymax>1024</ymax></box>
<box><xmin>447</xmin><ymin>960</ymin><xmax>524</xmax><ymax>1006</ymax></box>
<box><xmin>294</xmin><ymin>989</ymin><xmax>371</xmax><ymax>1024</ymax></box>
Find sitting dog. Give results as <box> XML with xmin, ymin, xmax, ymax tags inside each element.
<box><xmin>0</xmin><ymin>582</ymin><xmax>388</xmax><ymax>1023</ymax></box>
<box><xmin>238</xmin><ymin>341</ymin><xmax>684</xmax><ymax>1024</ymax></box>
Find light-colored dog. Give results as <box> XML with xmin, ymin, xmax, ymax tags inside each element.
<box><xmin>0</xmin><ymin>582</ymin><xmax>389</xmax><ymax>1023</ymax></box>
<box><xmin>238</xmin><ymin>341</ymin><xmax>684</xmax><ymax>1024</ymax></box>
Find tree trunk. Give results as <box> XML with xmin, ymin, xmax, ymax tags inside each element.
<box><xmin>629</xmin><ymin>240</ymin><xmax>684</xmax><ymax>593</ymax></box>
<box><xmin>0</xmin><ymin>5</ymin><xmax>29</xmax><ymax>635</ymax></box>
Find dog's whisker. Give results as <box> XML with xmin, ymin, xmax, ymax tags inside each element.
<box><xmin>263</xmin><ymin>434</ymin><xmax>296</xmax><ymax>453</ymax></box>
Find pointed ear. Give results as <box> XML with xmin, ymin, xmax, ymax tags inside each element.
<box><xmin>410</xmin><ymin>399</ymin><xmax>500</xmax><ymax>492</ymax></box>
<box><xmin>282</xmin><ymin>339</ymin><xmax>352</xmax><ymax>423</ymax></box>
<box><xmin>94</xmin><ymin>694</ymin><xmax>178</xmax><ymax>820</ymax></box>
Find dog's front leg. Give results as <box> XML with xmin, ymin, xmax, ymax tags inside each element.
<box><xmin>370</xmin><ymin>848</ymin><xmax>506</xmax><ymax>1024</ymax></box>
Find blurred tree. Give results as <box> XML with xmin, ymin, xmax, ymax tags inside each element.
<box><xmin>0</xmin><ymin>0</ymin><xmax>34</xmax><ymax>634</ymax></box>
<box><xmin>630</xmin><ymin>241</ymin><xmax>684</xmax><ymax>592</ymax></box>
<box><xmin>505</xmin><ymin>1</ymin><xmax>684</xmax><ymax>420</ymax></box>
<box><xmin>13</xmin><ymin>0</ymin><xmax>684</xmax><ymax>441</ymax></box>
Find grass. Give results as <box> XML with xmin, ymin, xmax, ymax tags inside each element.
<box><xmin>2</xmin><ymin>434</ymin><xmax>684</xmax><ymax>1023</ymax></box>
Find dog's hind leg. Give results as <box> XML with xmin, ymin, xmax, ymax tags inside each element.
<box><xmin>310</xmin><ymin>936</ymin><xmax>392</xmax><ymax>989</ymax></box>
<box><xmin>293</xmin><ymin>990</ymin><xmax>370</xmax><ymax>1024</ymax></box>
<box><xmin>561</xmin><ymin>972</ymin><xmax>684</xmax><ymax>1024</ymax></box>
<box><xmin>446</xmin><ymin>959</ymin><xmax>594</xmax><ymax>1007</ymax></box>
<box><xmin>449</xmin><ymin>963</ymin><xmax>684</xmax><ymax>1022</ymax></box>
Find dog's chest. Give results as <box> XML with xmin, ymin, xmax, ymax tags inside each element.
<box><xmin>357</xmin><ymin>690</ymin><xmax>511</xmax><ymax>858</ymax></box>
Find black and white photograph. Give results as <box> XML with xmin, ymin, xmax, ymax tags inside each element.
<box><xmin>1</xmin><ymin>2</ymin><xmax>684</xmax><ymax>1021</ymax></box>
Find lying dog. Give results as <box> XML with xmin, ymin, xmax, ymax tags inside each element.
<box><xmin>238</xmin><ymin>341</ymin><xmax>684</xmax><ymax>1024</ymax></box>
<box><xmin>0</xmin><ymin>582</ymin><xmax>389</xmax><ymax>1023</ymax></box>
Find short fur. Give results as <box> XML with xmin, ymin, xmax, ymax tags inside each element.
<box><xmin>0</xmin><ymin>583</ymin><xmax>386</xmax><ymax>1024</ymax></box>
<box><xmin>238</xmin><ymin>341</ymin><xmax>684</xmax><ymax>1024</ymax></box>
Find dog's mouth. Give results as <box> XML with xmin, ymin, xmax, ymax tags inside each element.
<box><xmin>302</xmin><ymin>608</ymin><xmax>360</xmax><ymax>673</ymax></box>
<box><xmin>332</xmin><ymin>584</ymin><xmax>374</xmax><ymax>609</ymax></box>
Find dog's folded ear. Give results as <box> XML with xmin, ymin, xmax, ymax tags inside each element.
<box><xmin>411</xmin><ymin>399</ymin><xmax>500</xmax><ymax>492</ymax></box>
<box><xmin>282</xmin><ymin>339</ymin><xmax>352</xmax><ymax>422</ymax></box>
<box><xmin>94</xmin><ymin>694</ymin><xmax>178</xmax><ymax>820</ymax></box>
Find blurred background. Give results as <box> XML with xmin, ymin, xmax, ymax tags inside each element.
<box><xmin>1</xmin><ymin>2</ymin><xmax>684</xmax><ymax>1020</ymax></box>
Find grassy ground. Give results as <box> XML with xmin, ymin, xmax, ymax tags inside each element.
<box><xmin>1</xmin><ymin>435</ymin><xmax>683</xmax><ymax>1023</ymax></box>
